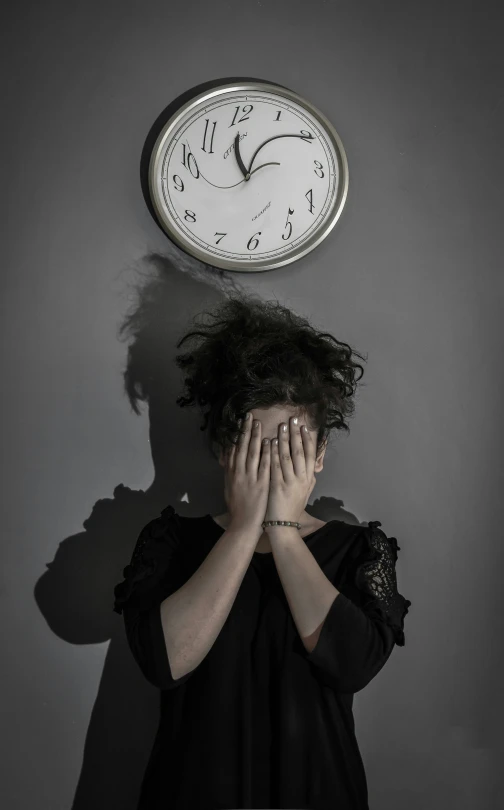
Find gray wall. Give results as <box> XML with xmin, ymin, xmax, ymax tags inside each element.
<box><xmin>2</xmin><ymin>1</ymin><xmax>503</xmax><ymax>808</ymax></box>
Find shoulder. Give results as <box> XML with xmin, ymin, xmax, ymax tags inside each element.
<box><xmin>349</xmin><ymin>520</ymin><xmax>412</xmax><ymax>645</ymax></box>
<box><xmin>333</xmin><ymin>519</ymin><xmax>405</xmax><ymax>595</ymax></box>
<box><xmin>349</xmin><ymin>519</ymin><xmax>402</xmax><ymax>560</ymax></box>
<box><xmin>129</xmin><ymin>504</ymin><xmax>183</xmax><ymax>564</ymax></box>
<box><xmin>322</xmin><ymin>518</ymin><xmax>383</xmax><ymax>550</ymax></box>
<box><xmin>113</xmin><ymin>504</ymin><xmax>183</xmax><ymax>615</ymax></box>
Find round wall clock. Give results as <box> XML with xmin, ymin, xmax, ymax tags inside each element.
<box><xmin>146</xmin><ymin>76</ymin><xmax>349</xmax><ymax>273</ymax></box>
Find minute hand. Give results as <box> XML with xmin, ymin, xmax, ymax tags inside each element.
<box><xmin>234</xmin><ymin>132</ymin><xmax>314</xmax><ymax>181</ymax></box>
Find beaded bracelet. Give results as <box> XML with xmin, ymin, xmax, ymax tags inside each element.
<box><xmin>262</xmin><ymin>520</ymin><xmax>301</xmax><ymax>529</ymax></box>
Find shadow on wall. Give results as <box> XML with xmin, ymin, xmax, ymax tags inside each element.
<box><xmin>34</xmin><ymin>250</ymin><xmax>366</xmax><ymax>810</ymax></box>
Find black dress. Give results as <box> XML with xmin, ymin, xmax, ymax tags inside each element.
<box><xmin>113</xmin><ymin>506</ymin><xmax>412</xmax><ymax>810</ymax></box>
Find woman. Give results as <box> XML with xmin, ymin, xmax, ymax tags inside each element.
<box><xmin>113</xmin><ymin>293</ymin><xmax>412</xmax><ymax>810</ymax></box>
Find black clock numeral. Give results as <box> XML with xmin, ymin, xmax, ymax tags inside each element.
<box><xmin>247</xmin><ymin>231</ymin><xmax>261</xmax><ymax>251</ymax></box>
<box><xmin>202</xmin><ymin>119</ymin><xmax>217</xmax><ymax>153</ymax></box>
<box><xmin>173</xmin><ymin>174</ymin><xmax>184</xmax><ymax>191</ymax></box>
<box><xmin>214</xmin><ymin>232</ymin><xmax>227</xmax><ymax>245</ymax></box>
<box><xmin>300</xmin><ymin>130</ymin><xmax>315</xmax><ymax>143</ymax></box>
<box><xmin>229</xmin><ymin>104</ymin><xmax>254</xmax><ymax>128</ymax></box>
<box><xmin>184</xmin><ymin>210</ymin><xmax>196</xmax><ymax>222</ymax></box>
<box><xmin>313</xmin><ymin>160</ymin><xmax>324</xmax><ymax>178</ymax></box>
<box><xmin>305</xmin><ymin>189</ymin><xmax>315</xmax><ymax>215</ymax></box>
<box><xmin>275</xmin><ymin>110</ymin><xmax>282</xmax><ymax>121</ymax></box>
<box><xmin>181</xmin><ymin>143</ymin><xmax>200</xmax><ymax>178</ymax></box>
<box><xmin>282</xmin><ymin>207</ymin><xmax>295</xmax><ymax>241</ymax></box>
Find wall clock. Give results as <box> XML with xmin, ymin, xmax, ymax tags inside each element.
<box><xmin>145</xmin><ymin>76</ymin><xmax>349</xmax><ymax>273</ymax></box>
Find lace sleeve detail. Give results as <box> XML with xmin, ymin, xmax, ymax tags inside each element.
<box><xmin>113</xmin><ymin>504</ymin><xmax>182</xmax><ymax>615</ymax></box>
<box><xmin>352</xmin><ymin>520</ymin><xmax>412</xmax><ymax>646</ymax></box>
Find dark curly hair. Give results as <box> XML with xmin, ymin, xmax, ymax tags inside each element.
<box><xmin>174</xmin><ymin>290</ymin><xmax>367</xmax><ymax>462</ymax></box>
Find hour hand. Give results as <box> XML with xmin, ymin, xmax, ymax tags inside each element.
<box><xmin>234</xmin><ymin>132</ymin><xmax>249</xmax><ymax>180</ymax></box>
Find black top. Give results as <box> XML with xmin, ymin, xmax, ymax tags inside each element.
<box><xmin>113</xmin><ymin>506</ymin><xmax>412</xmax><ymax>810</ymax></box>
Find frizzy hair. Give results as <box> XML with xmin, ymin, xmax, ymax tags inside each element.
<box><xmin>174</xmin><ymin>290</ymin><xmax>367</xmax><ymax>461</ymax></box>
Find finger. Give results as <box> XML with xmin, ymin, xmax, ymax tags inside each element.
<box><xmin>270</xmin><ymin>437</ymin><xmax>282</xmax><ymax>482</ymax></box>
<box><xmin>235</xmin><ymin>413</ymin><xmax>254</xmax><ymax>468</ymax></box>
<box><xmin>277</xmin><ymin>421</ymin><xmax>294</xmax><ymax>481</ymax></box>
<box><xmin>230</xmin><ymin>414</ymin><xmax>250</xmax><ymax>468</ymax></box>
<box><xmin>259</xmin><ymin>437</ymin><xmax>271</xmax><ymax>476</ymax></box>
<box><xmin>245</xmin><ymin>417</ymin><xmax>263</xmax><ymax>473</ymax></box>
<box><xmin>300</xmin><ymin>422</ymin><xmax>315</xmax><ymax>476</ymax></box>
<box><xmin>289</xmin><ymin>417</ymin><xmax>307</xmax><ymax>477</ymax></box>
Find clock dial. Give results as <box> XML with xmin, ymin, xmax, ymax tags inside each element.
<box><xmin>149</xmin><ymin>84</ymin><xmax>348</xmax><ymax>271</ymax></box>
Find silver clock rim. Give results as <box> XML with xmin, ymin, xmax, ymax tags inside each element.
<box><xmin>148</xmin><ymin>81</ymin><xmax>349</xmax><ymax>273</ymax></box>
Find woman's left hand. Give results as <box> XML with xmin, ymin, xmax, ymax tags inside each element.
<box><xmin>263</xmin><ymin>417</ymin><xmax>317</xmax><ymax>527</ymax></box>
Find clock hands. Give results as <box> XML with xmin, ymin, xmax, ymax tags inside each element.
<box><xmin>234</xmin><ymin>131</ymin><xmax>315</xmax><ymax>181</ymax></box>
<box><xmin>233</xmin><ymin>133</ymin><xmax>280</xmax><ymax>180</ymax></box>
<box><xmin>182</xmin><ymin>129</ymin><xmax>315</xmax><ymax>190</ymax></box>
<box><xmin>185</xmin><ymin>135</ymin><xmax>278</xmax><ymax>190</ymax></box>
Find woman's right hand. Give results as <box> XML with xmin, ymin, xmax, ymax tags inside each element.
<box><xmin>224</xmin><ymin>413</ymin><xmax>271</xmax><ymax>533</ymax></box>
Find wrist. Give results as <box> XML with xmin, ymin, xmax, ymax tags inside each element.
<box><xmin>262</xmin><ymin>520</ymin><xmax>301</xmax><ymax>530</ymax></box>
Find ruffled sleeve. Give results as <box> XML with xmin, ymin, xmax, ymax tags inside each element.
<box><xmin>113</xmin><ymin>504</ymin><xmax>194</xmax><ymax>690</ymax></box>
<box><xmin>304</xmin><ymin>520</ymin><xmax>412</xmax><ymax>694</ymax></box>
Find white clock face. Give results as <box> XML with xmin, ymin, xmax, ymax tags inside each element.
<box><xmin>149</xmin><ymin>86</ymin><xmax>347</xmax><ymax>270</ymax></box>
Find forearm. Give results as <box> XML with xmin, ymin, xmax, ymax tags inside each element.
<box><xmin>160</xmin><ymin>523</ymin><xmax>261</xmax><ymax>680</ymax></box>
<box><xmin>266</xmin><ymin>525</ymin><xmax>340</xmax><ymax>652</ymax></box>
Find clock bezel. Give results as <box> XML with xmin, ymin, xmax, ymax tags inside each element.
<box><xmin>148</xmin><ymin>80</ymin><xmax>349</xmax><ymax>273</ymax></box>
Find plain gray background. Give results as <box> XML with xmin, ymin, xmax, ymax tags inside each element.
<box><xmin>2</xmin><ymin>1</ymin><xmax>503</xmax><ymax>808</ymax></box>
